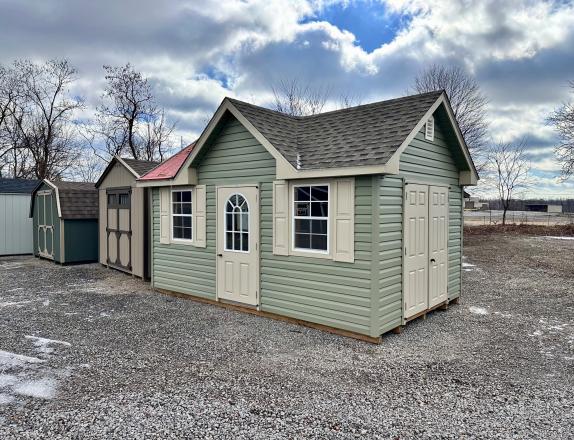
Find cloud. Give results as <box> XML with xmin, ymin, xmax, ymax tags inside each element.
<box><xmin>0</xmin><ymin>0</ymin><xmax>573</xmax><ymax>194</ymax></box>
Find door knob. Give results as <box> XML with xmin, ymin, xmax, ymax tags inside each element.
<box><xmin>430</xmin><ymin>258</ymin><xmax>436</xmax><ymax>263</ymax></box>
<box><xmin>217</xmin><ymin>253</ymin><xmax>223</xmax><ymax>257</ymax></box>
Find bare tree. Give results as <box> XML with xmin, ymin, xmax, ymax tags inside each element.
<box><xmin>487</xmin><ymin>139</ymin><xmax>531</xmax><ymax>225</ymax></box>
<box><xmin>68</xmin><ymin>151</ymin><xmax>105</xmax><ymax>183</ymax></box>
<box><xmin>412</xmin><ymin>65</ymin><xmax>489</xmax><ymax>163</ymax></box>
<box><xmin>0</xmin><ymin>60</ymin><xmax>83</xmax><ymax>179</ymax></box>
<box><xmin>94</xmin><ymin>64</ymin><xmax>176</xmax><ymax>161</ymax></box>
<box><xmin>271</xmin><ymin>79</ymin><xmax>330</xmax><ymax>116</ymax></box>
<box><xmin>548</xmin><ymin>81</ymin><xmax>574</xmax><ymax>180</ymax></box>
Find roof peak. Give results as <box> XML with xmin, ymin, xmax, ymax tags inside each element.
<box><xmin>226</xmin><ymin>90</ymin><xmax>444</xmax><ymax>120</ymax></box>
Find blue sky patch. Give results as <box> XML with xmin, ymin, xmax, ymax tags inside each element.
<box><xmin>311</xmin><ymin>1</ymin><xmax>409</xmax><ymax>52</ymax></box>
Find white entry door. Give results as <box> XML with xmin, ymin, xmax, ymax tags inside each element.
<box><xmin>404</xmin><ymin>184</ymin><xmax>429</xmax><ymax>319</ymax></box>
<box><xmin>216</xmin><ymin>186</ymin><xmax>259</xmax><ymax>306</ymax></box>
<box><xmin>428</xmin><ymin>186</ymin><xmax>449</xmax><ymax>308</ymax></box>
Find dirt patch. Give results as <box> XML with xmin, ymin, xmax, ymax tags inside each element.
<box><xmin>465</xmin><ymin>223</ymin><xmax>574</xmax><ymax>236</ymax></box>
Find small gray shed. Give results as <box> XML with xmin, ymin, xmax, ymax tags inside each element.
<box><xmin>0</xmin><ymin>178</ymin><xmax>39</xmax><ymax>256</ymax></box>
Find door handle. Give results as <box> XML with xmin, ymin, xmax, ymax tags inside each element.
<box><xmin>217</xmin><ymin>253</ymin><xmax>223</xmax><ymax>257</ymax></box>
<box><xmin>430</xmin><ymin>258</ymin><xmax>436</xmax><ymax>263</ymax></box>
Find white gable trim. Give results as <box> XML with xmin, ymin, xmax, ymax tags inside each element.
<box><xmin>385</xmin><ymin>92</ymin><xmax>478</xmax><ymax>185</ymax></box>
<box><xmin>173</xmin><ymin>99</ymin><xmax>297</xmax><ymax>183</ymax></box>
<box><xmin>42</xmin><ymin>179</ymin><xmax>62</xmax><ymax>218</ymax></box>
<box><xmin>115</xmin><ymin>156</ymin><xmax>140</xmax><ymax>178</ymax></box>
<box><xmin>166</xmin><ymin>93</ymin><xmax>478</xmax><ymax>185</ymax></box>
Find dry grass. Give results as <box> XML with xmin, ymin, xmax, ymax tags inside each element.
<box><xmin>464</xmin><ymin>223</ymin><xmax>574</xmax><ymax>236</ymax></box>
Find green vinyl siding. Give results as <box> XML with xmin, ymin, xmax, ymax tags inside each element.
<box><xmin>152</xmin><ymin>114</ymin><xmax>375</xmax><ymax>336</ymax></box>
<box><xmin>378</xmin><ymin>175</ymin><xmax>404</xmax><ymax>333</ymax></box>
<box><xmin>262</xmin><ymin>176</ymin><xmax>374</xmax><ymax>336</ymax></box>
<box><xmin>398</xmin><ymin>119</ymin><xmax>464</xmax><ymax>301</ymax></box>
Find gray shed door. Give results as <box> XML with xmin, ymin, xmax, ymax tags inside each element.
<box><xmin>0</xmin><ymin>194</ymin><xmax>33</xmax><ymax>255</ymax></box>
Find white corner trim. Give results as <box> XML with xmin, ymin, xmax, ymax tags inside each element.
<box><xmin>42</xmin><ymin>179</ymin><xmax>62</xmax><ymax>218</ymax></box>
<box><xmin>115</xmin><ymin>155</ymin><xmax>140</xmax><ymax>178</ymax></box>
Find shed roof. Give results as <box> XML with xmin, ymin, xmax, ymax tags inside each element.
<box><xmin>31</xmin><ymin>180</ymin><xmax>98</xmax><ymax>220</ymax></box>
<box><xmin>226</xmin><ymin>91</ymin><xmax>443</xmax><ymax>170</ymax></box>
<box><xmin>0</xmin><ymin>178</ymin><xmax>40</xmax><ymax>194</ymax></box>
<box><xmin>95</xmin><ymin>157</ymin><xmax>159</xmax><ymax>188</ymax></box>
<box><xmin>139</xmin><ymin>143</ymin><xmax>195</xmax><ymax>181</ymax></box>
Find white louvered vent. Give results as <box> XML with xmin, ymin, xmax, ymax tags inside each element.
<box><xmin>425</xmin><ymin>116</ymin><xmax>435</xmax><ymax>141</ymax></box>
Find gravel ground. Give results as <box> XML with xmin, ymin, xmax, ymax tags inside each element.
<box><xmin>0</xmin><ymin>233</ymin><xmax>573</xmax><ymax>439</ymax></box>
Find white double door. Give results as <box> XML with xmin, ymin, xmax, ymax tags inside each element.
<box><xmin>403</xmin><ymin>184</ymin><xmax>449</xmax><ymax>319</ymax></box>
<box><xmin>216</xmin><ymin>186</ymin><xmax>259</xmax><ymax>306</ymax></box>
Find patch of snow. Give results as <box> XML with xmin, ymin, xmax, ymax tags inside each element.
<box><xmin>543</xmin><ymin>236</ymin><xmax>574</xmax><ymax>241</ymax></box>
<box><xmin>530</xmin><ymin>330</ymin><xmax>543</xmax><ymax>337</ymax></box>
<box><xmin>99</xmin><ymin>312</ymin><xmax>111</xmax><ymax>317</ymax></box>
<box><xmin>469</xmin><ymin>306</ymin><xmax>488</xmax><ymax>315</ymax></box>
<box><xmin>0</xmin><ymin>393</ymin><xmax>15</xmax><ymax>405</ymax></box>
<box><xmin>25</xmin><ymin>336</ymin><xmax>71</xmax><ymax>354</ymax></box>
<box><xmin>494</xmin><ymin>311</ymin><xmax>512</xmax><ymax>318</ymax></box>
<box><xmin>0</xmin><ymin>374</ymin><xmax>18</xmax><ymax>388</ymax></box>
<box><xmin>0</xmin><ymin>350</ymin><xmax>44</xmax><ymax>367</ymax></box>
<box><xmin>42</xmin><ymin>299</ymin><xmax>50</xmax><ymax>306</ymax></box>
<box><xmin>13</xmin><ymin>378</ymin><xmax>57</xmax><ymax>399</ymax></box>
<box><xmin>462</xmin><ymin>262</ymin><xmax>476</xmax><ymax>268</ymax></box>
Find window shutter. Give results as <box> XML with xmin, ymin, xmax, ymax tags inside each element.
<box><xmin>333</xmin><ymin>178</ymin><xmax>355</xmax><ymax>263</ymax></box>
<box><xmin>193</xmin><ymin>185</ymin><xmax>207</xmax><ymax>248</ymax></box>
<box><xmin>272</xmin><ymin>180</ymin><xmax>289</xmax><ymax>256</ymax></box>
<box><xmin>159</xmin><ymin>187</ymin><xmax>170</xmax><ymax>244</ymax></box>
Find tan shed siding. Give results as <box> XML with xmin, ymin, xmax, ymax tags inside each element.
<box><xmin>398</xmin><ymin>122</ymin><xmax>463</xmax><ymax>300</ymax></box>
<box><xmin>99</xmin><ymin>162</ymin><xmax>136</xmax><ymax>187</ymax></box>
<box><xmin>261</xmin><ymin>176</ymin><xmax>373</xmax><ymax>335</ymax></box>
<box><xmin>152</xmin><ymin>115</ymin><xmax>375</xmax><ymax>336</ymax></box>
<box><xmin>378</xmin><ymin>175</ymin><xmax>404</xmax><ymax>333</ymax></box>
<box><xmin>98</xmin><ymin>163</ymin><xmax>145</xmax><ymax>277</ymax></box>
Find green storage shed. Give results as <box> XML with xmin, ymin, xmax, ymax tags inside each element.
<box><xmin>30</xmin><ymin>180</ymin><xmax>99</xmax><ymax>264</ymax></box>
<box><xmin>138</xmin><ymin>90</ymin><xmax>478</xmax><ymax>342</ymax></box>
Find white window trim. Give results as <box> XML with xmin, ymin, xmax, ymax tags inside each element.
<box><xmin>170</xmin><ymin>187</ymin><xmax>193</xmax><ymax>244</ymax></box>
<box><xmin>291</xmin><ymin>182</ymin><xmax>331</xmax><ymax>257</ymax></box>
<box><xmin>223</xmin><ymin>192</ymin><xmax>251</xmax><ymax>254</ymax></box>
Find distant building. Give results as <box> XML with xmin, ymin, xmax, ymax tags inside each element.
<box><xmin>526</xmin><ymin>204</ymin><xmax>562</xmax><ymax>213</ymax></box>
<box><xmin>464</xmin><ymin>191</ymin><xmax>489</xmax><ymax>210</ymax></box>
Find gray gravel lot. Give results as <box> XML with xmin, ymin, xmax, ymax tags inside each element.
<box><xmin>0</xmin><ymin>233</ymin><xmax>573</xmax><ymax>439</ymax></box>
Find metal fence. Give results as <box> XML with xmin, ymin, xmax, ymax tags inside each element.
<box><xmin>464</xmin><ymin>210</ymin><xmax>574</xmax><ymax>226</ymax></box>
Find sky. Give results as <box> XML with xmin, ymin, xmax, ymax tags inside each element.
<box><xmin>0</xmin><ymin>0</ymin><xmax>573</xmax><ymax>197</ymax></box>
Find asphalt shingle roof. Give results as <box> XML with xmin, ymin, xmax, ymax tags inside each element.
<box><xmin>228</xmin><ymin>90</ymin><xmax>443</xmax><ymax>170</ymax></box>
<box><xmin>121</xmin><ymin>158</ymin><xmax>160</xmax><ymax>177</ymax></box>
<box><xmin>50</xmin><ymin>181</ymin><xmax>98</xmax><ymax>219</ymax></box>
<box><xmin>0</xmin><ymin>178</ymin><xmax>40</xmax><ymax>194</ymax></box>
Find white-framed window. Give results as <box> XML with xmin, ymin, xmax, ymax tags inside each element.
<box><xmin>292</xmin><ymin>183</ymin><xmax>329</xmax><ymax>253</ymax></box>
<box><xmin>224</xmin><ymin>193</ymin><xmax>249</xmax><ymax>252</ymax></box>
<box><xmin>171</xmin><ymin>188</ymin><xmax>192</xmax><ymax>241</ymax></box>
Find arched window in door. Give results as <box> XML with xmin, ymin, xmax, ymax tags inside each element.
<box><xmin>225</xmin><ymin>194</ymin><xmax>249</xmax><ymax>252</ymax></box>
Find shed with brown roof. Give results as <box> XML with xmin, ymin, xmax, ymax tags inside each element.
<box><xmin>95</xmin><ymin>156</ymin><xmax>159</xmax><ymax>278</ymax></box>
<box><xmin>30</xmin><ymin>179</ymin><xmax>99</xmax><ymax>264</ymax></box>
